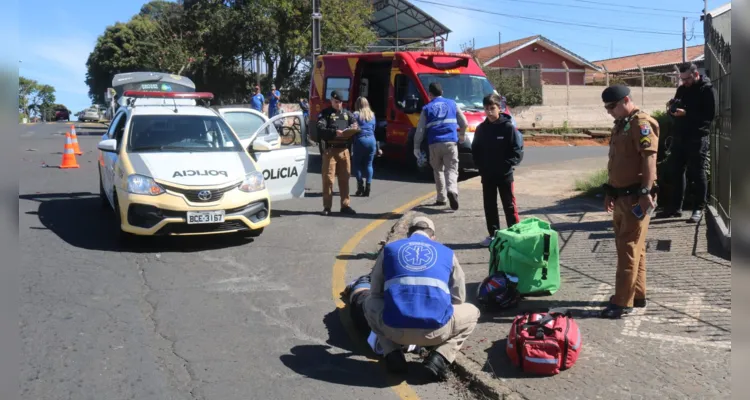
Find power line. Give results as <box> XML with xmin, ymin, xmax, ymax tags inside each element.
<box><xmin>484</xmin><ymin>0</ymin><xmax>688</xmax><ymax>18</ymax></box>
<box><xmin>571</xmin><ymin>0</ymin><xmax>695</xmax><ymax>14</ymax></box>
<box><xmin>413</xmin><ymin>0</ymin><xmax>684</xmax><ymax>36</ymax></box>
<box><xmin>433</xmin><ymin>3</ymin><xmax>643</xmax><ymax>53</ymax></box>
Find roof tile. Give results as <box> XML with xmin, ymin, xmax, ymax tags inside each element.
<box><xmin>593</xmin><ymin>45</ymin><xmax>704</xmax><ymax>72</ymax></box>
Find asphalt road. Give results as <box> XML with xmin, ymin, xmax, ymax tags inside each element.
<box><xmin>19</xmin><ymin>121</ymin><xmax>607</xmax><ymax>400</ymax></box>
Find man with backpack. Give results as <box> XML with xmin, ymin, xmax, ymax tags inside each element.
<box><xmin>342</xmin><ymin>216</ymin><xmax>480</xmax><ymax>381</ymax></box>
<box><xmin>472</xmin><ymin>93</ymin><xmax>524</xmax><ymax>247</ymax></box>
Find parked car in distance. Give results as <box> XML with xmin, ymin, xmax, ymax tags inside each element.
<box><xmin>79</xmin><ymin>107</ymin><xmax>101</xmax><ymax>122</ymax></box>
<box><xmin>54</xmin><ymin>109</ymin><xmax>70</xmax><ymax>121</ymax></box>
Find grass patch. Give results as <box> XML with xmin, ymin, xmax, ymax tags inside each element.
<box><xmin>574</xmin><ymin>168</ymin><xmax>608</xmax><ymax>197</ymax></box>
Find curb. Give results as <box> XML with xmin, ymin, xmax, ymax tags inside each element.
<box><xmin>706</xmin><ymin>205</ymin><xmax>731</xmax><ymax>252</ymax></box>
<box><xmin>385</xmin><ymin>209</ymin><xmax>526</xmax><ymax>400</ymax></box>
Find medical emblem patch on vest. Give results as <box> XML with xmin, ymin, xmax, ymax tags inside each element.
<box><xmin>397</xmin><ymin>241</ymin><xmax>438</xmax><ymax>272</ymax></box>
<box><xmin>640</xmin><ymin>123</ymin><xmax>650</xmax><ymax>136</ymax></box>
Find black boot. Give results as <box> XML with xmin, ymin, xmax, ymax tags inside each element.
<box><xmin>355</xmin><ymin>180</ymin><xmax>364</xmax><ymax>197</ymax></box>
<box><xmin>423</xmin><ymin>351</ymin><xmax>450</xmax><ymax>381</ymax></box>
<box><xmin>385</xmin><ymin>350</ymin><xmax>408</xmax><ymax>374</ymax></box>
<box><xmin>363</xmin><ymin>183</ymin><xmax>371</xmax><ymax>197</ymax></box>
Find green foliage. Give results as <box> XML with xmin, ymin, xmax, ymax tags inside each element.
<box><xmin>574</xmin><ymin>168</ymin><xmax>609</xmax><ymax>197</ymax></box>
<box><xmin>85</xmin><ymin>0</ymin><xmax>377</xmax><ymax>105</ymax></box>
<box><xmin>483</xmin><ymin>70</ymin><xmax>542</xmax><ymax>107</ymax></box>
<box><xmin>18</xmin><ymin>76</ymin><xmax>57</xmax><ymax>119</ymax></box>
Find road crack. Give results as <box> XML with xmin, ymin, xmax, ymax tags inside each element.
<box><xmin>135</xmin><ymin>255</ymin><xmax>205</xmax><ymax>400</ymax></box>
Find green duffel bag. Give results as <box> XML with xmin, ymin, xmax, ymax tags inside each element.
<box><xmin>488</xmin><ymin>217</ymin><xmax>561</xmax><ymax>296</ymax></box>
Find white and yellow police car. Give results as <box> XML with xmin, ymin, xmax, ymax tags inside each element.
<box><xmin>97</xmin><ymin>90</ymin><xmax>308</xmax><ymax>240</ymax></box>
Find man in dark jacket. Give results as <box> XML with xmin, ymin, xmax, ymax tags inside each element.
<box><xmin>472</xmin><ymin>94</ymin><xmax>524</xmax><ymax>246</ymax></box>
<box><xmin>658</xmin><ymin>62</ymin><xmax>716</xmax><ymax>223</ymax></box>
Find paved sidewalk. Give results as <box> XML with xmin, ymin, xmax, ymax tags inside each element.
<box><xmin>387</xmin><ymin>157</ymin><xmax>731</xmax><ymax>400</ymax></box>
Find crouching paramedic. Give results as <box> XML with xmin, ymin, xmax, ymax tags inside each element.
<box><xmin>344</xmin><ymin>216</ymin><xmax>480</xmax><ymax>380</ymax></box>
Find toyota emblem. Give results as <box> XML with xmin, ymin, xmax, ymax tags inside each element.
<box><xmin>197</xmin><ymin>190</ymin><xmax>212</xmax><ymax>201</ymax></box>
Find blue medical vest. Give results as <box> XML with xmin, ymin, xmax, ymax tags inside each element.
<box><xmin>424</xmin><ymin>97</ymin><xmax>459</xmax><ymax>145</ymax></box>
<box><xmin>382</xmin><ymin>233</ymin><xmax>455</xmax><ymax>329</ymax></box>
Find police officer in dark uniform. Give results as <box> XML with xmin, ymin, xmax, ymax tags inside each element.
<box><xmin>600</xmin><ymin>85</ymin><xmax>660</xmax><ymax>319</ymax></box>
<box><xmin>316</xmin><ymin>90</ymin><xmax>358</xmax><ymax>216</ymax></box>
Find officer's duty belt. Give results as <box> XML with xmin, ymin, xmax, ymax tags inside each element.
<box><xmin>602</xmin><ymin>184</ymin><xmax>659</xmax><ymax>198</ymax></box>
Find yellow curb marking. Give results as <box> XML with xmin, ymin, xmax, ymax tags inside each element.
<box><xmin>331</xmin><ymin>190</ymin><xmax>436</xmax><ymax>400</ymax></box>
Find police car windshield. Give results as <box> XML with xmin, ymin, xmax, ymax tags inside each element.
<box><xmin>418</xmin><ymin>74</ymin><xmax>495</xmax><ymax>110</ymax></box>
<box><xmin>128</xmin><ymin>115</ymin><xmax>244</xmax><ymax>153</ymax></box>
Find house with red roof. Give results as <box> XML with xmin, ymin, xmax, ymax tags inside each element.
<box><xmin>590</xmin><ymin>45</ymin><xmax>705</xmax><ymax>84</ymax></box>
<box><xmin>472</xmin><ymin>35</ymin><xmax>602</xmax><ymax>85</ymax></box>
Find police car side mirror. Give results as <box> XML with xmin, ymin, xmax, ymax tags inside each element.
<box><xmin>97</xmin><ymin>139</ymin><xmax>117</xmax><ymax>153</ymax></box>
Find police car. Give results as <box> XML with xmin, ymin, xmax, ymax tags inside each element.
<box><xmin>97</xmin><ymin>90</ymin><xmax>308</xmax><ymax>240</ymax></box>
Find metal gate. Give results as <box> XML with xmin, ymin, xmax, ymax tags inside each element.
<box><xmin>704</xmin><ymin>19</ymin><xmax>731</xmax><ymax>232</ymax></box>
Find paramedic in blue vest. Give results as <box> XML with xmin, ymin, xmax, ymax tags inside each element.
<box><xmin>356</xmin><ymin>216</ymin><xmax>480</xmax><ymax>380</ymax></box>
<box><xmin>268</xmin><ymin>84</ymin><xmax>281</xmax><ymax>117</ymax></box>
<box><xmin>250</xmin><ymin>85</ymin><xmax>264</xmax><ymax>112</ymax></box>
<box><xmin>414</xmin><ymin>82</ymin><xmax>469</xmax><ymax>210</ymax></box>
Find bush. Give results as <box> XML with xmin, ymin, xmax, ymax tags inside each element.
<box><xmin>574</xmin><ymin>168</ymin><xmax>608</xmax><ymax>197</ymax></box>
<box><xmin>484</xmin><ymin>70</ymin><xmax>542</xmax><ymax>107</ymax></box>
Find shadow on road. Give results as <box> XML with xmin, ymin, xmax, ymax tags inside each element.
<box><xmin>272</xmin><ymin>207</ymin><xmax>406</xmax><ymax>221</ymax></box>
<box><xmin>280</xmin><ymin>308</ymin><xmax>438</xmax><ymax>388</ymax></box>
<box><xmin>307</xmin><ymin>152</ymin><xmax>479</xmax><ymax>184</ymax></box>
<box><xmin>20</xmin><ymin>192</ymin><xmax>254</xmax><ymax>253</ymax></box>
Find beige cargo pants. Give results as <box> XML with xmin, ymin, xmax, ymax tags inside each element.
<box><xmin>363</xmin><ymin>296</ymin><xmax>480</xmax><ymax>363</ymax></box>
<box><xmin>429</xmin><ymin>142</ymin><xmax>459</xmax><ymax>203</ymax></box>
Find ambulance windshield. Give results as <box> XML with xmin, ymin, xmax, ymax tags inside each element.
<box><xmin>418</xmin><ymin>74</ymin><xmax>495</xmax><ymax>111</ymax></box>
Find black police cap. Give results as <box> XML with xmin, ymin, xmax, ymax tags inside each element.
<box><xmin>601</xmin><ymin>85</ymin><xmax>631</xmax><ymax>103</ymax></box>
<box><xmin>330</xmin><ymin>90</ymin><xmax>342</xmax><ymax>101</ymax></box>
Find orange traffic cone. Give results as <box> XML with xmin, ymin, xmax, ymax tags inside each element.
<box><xmin>60</xmin><ymin>132</ymin><xmax>80</xmax><ymax>169</ymax></box>
<box><xmin>70</xmin><ymin>125</ymin><xmax>82</xmax><ymax>155</ymax></box>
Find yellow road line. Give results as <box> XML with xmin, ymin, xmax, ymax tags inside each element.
<box><xmin>331</xmin><ymin>190</ymin><xmax>436</xmax><ymax>400</ymax></box>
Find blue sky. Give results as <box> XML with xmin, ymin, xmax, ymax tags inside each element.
<box><xmin>18</xmin><ymin>0</ymin><xmax>728</xmax><ymax>115</ymax></box>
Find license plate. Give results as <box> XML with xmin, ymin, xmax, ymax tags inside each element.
<box><xmin>186</xmin><ymin>210</ymin><xmax>225</xmax><ymax>224</ymax></box>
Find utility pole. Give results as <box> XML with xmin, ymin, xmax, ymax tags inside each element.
<box><xmin>312</xmin><ymin>0</ymin><xmax>322</xmax><ymax>58</ymax></box>
<box><xmin>498</xmin><ymin>31</ymin><xmax>501</xmax><ymax>59</ymax></box>
<box><xmin>682</xmin><ymin>17</ymin><xmax>687</xmax><ymax>63</ymax></box>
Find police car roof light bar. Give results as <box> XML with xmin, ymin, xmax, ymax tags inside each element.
<box><xmin>122</xmin><ymin>91</ymin><xmax>215</xmax><ymax>100</ymax></box>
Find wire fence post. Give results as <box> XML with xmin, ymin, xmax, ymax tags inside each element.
<box><xmin>518</xmin><ymin>60</ymin><xmax>525</xmax><ymax>89</ymax></box>
<box><xmin>637</xmin><ymin>64</ymin><xmax>645</xmax><ymax>105</ymax></box>
<box><xmin>561</xmin><ymin>61</ymin><xmax>570</xmax><ymax>107</ymax></box>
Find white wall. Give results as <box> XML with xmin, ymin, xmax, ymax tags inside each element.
<box><xmin>510</xmin><ymin>84</ymin><xmax>677</xmax><ymax>129</ymax></box>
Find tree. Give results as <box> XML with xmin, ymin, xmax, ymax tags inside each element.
<box><xmin>85</xmin><ymin>2</ymin><xmax>204</xmax><ymax>104</ymax></box>
<box><xmin>85</xmin><ymin>0</ymin><xmax>378</xmax><ymax>103</ymax></box>
<box><xmin>243</xmin><ymin>0</ymin><xmax>377</xmax><ymax>90</ymax></box>
<box><xmin>18</xmin><ymin>76</ymin><xmax>57</xmax><ymax>119</ymax></box>
<box><xmin>19</xmin><ymin>76</ymin><xmax>37</xmax><ymax>115</ymax></box>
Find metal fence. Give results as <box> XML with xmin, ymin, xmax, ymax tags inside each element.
<box><xmin>704</xmin><ymin>19</ymin><xmax>731</xmax><ymax>232</ymax></box>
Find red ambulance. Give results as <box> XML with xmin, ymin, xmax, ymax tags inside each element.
<box><xmin>308</xmin><ymin>51</ymin><xmax>503</xmax><ymax>172</ymax></box>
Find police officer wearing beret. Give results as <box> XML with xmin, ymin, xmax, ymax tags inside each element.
<box><xmin>316</xmin><ymin>90</ymin><xmax>358</xmax><ymax>215</ymax></box>
<box><xmin>600</xmin><ymin>85</ymin><xmax>660</xmax><ymax>318</ymax></box>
